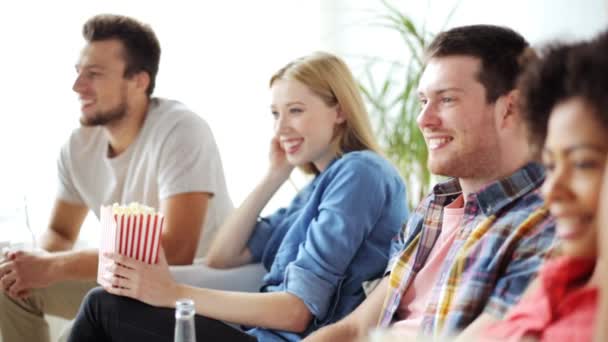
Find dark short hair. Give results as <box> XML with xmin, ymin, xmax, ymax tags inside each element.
<box><xmin>426</xmin><ymin>25</ymin><xmax>530</xmax><ymax>103</ymax></box>
<box><xmin>518</xmin><ymin>31</ymin><xmax>608</xmax><ymax>147</ymax></box>
<box><xmin>83</xmin><ymin>14</ymin><xmax>161</xmax><ymax>96</ymax></box>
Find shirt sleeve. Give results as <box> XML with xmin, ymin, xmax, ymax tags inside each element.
<box><xmin>56</xmin><ymin>139</ymin><xmax>85</xmax><ymax>205</ymax></box>
<box><xmin>247</xmin><ymin>208</ymin><xmax>289</xmax><ymax>263</ymax></box>
<box><xmin>283</xmin><ymin>159</ymin><xmax>387</xmax><ymax>321</ymax></box>
<box><xmin>157</xmin><ymin>114</ymin><xmax>224</xmax><ymax>199</ymax></box>
<box><xmin>483</xmin><ymin>213</ymin><xmax>555</xmax><ymax>318</ymax></box>
<box><xmin>383</xmin><ymin>202</ymin><xmax>426</xmax><ymax>275</ymax></box>
<box><xmin>384</xmin><ymin>227</ymin><xmax>407</xmax><ymax>276</ymax></box>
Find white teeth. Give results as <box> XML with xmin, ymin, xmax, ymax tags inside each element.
<box><xmin>428</xmin><ymin>137</ymin><xmax>451</xmax><ymax>149</ymax></box>
<box><xmin>80</xmin><ymin>99</ymin><xmax>94</xmax><ymax>105</ymax></box>
<box><xmin>282</xmin><ymin>140</ymin><xmax>302</xmax><ymax>151</ymax></box>
<box><xmin>281</xmin><ymin>139</ymin><xmax>303</xmax><ymax>150</ymax></box>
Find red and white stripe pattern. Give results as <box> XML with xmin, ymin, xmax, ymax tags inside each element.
<box><xmin>98</xmin><ymin>205</ymin><xmax>164</xmax><ymax>286</ymax></box>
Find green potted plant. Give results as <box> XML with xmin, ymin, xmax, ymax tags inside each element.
<box><xmin>358</xmin><ymin>0</ymin><xmax>456</xmax><ymax>208</ymax></box>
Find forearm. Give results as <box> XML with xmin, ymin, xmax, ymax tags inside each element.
<box><xmin>304</xmin><ymin>321</ymin><xmax>360</xmax><ymax>342</ymax></box>
<box><xmin>453</xmin><ymin>313</ymin><xmax>499</xmax><ymax>342</ymax></box>
<box><xmin>42</xmin><ymin>199</ymin><xmax>88</xmax><ymax>252</ymax></box>
<box><xmin>160</xmin><ymin>193</ymin><xmax>210</xmax><ymax>265</ymax></box>
<box><xmin>162</xmin><ymin>238</ymin><xmax>196</xmax><ymax>265</ymax></box>
<box><xmin>206</xmin><ymin>174</ymin><xmax>286</xmax><ymax>268</ymax></box>
<box><xmin>174</xmin><ymin>284</ymin><xmax>311</xmax><ymax>332</ymax></box>
<box><xmin>39</xmin><ymin>228</ymin><xmax>76</xmax><ymax>252</ymax></box>
<box><xmin>306</xmin><ymin>277</ymin><xmax>389</xmax><ymax>342</ymax></box>
<box><xmin>49</xmin><ymin>249</ymin><xmax>99</xmax><ymax>281</ymax></box>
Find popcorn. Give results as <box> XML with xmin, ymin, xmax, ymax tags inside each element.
<box><xmin>97</xmin><ymin>203</ymin><xmax>164</xmax><ymax>286</ymax></box>
<box><xmin>111</xmin><ymin>202</ymin><xmax>156</xmax><ymax>216</ymax></box>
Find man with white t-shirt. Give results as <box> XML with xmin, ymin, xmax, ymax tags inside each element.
<box><xmin>0</xmin><ymin>14</ymin><xmax>233</xmax><ymax>342</ymax></box>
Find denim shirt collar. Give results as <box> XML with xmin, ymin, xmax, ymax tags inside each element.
<box><xmin>431</xmin><ymin>162</ymin><xmax>545</xmax><ymax>216</ymax></box>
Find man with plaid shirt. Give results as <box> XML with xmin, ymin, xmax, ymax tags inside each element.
<box><xmin>305</xmin><ymin>25</ymin><xmax>555</xmax><ymax>341</ymax></box>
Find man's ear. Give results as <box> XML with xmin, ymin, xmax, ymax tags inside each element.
<box><xmin>133</xmin><ymin>71</ymin><xmax>151</xmax><ymax>94</ymax></box>
<box><xmin>496</xmin><ymin>89</ymin><xmax>520</xmax><ymax>129</ymax></box>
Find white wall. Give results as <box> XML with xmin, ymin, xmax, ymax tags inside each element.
<box><xmin>322</xmin><ymin>0</ymin><xmax>608</xmax><ymax>61</ymax></box>
<box><xmin>319</xmin><ymin>0</ymin><xmax>608</xmax><ymax>197</ymax></box>
<box><xmin>320</xmin><ymin>0</ymin><xmax>608</xmax><ymax>99</ymax></box>
<box><xmin>320</xmin><ymin>0</ymin><xmax>608</xmax><ymax>103</ymax></box>
<box><xmin>0</xmin><ymin>0</ymin><xmax>321</xmax><ymax>245</ymax></box>
<box><xmin>2</xmin><ymin>0</ymin><xmax>607</xmax><ymax>244</ymax></box>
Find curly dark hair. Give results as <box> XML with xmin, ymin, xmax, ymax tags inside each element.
<box><xmin>83</xmin><ymin>14</ymin><xmax>161</xmax><ymax>97</ymax></box>
<box><xmin>425</xmin><ymin>25</ymin><xmax>531</xmax><ymax>103</ymax></box>
<box><xmin>518</xmin><ymin>31</ymin><xmax>608</xmax><ymax>148</ymax></box>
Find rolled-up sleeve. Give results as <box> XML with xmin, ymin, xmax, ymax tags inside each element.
<box><xmin>283</xmin><ymin>160</ymin><xmax>385</xmax><ymax>320</ymax></box>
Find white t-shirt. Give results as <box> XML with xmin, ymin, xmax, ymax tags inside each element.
<box><xmin>57</xmin><ymin>98</ymin><xmax>233</xmax><ymax>258</ymax></box>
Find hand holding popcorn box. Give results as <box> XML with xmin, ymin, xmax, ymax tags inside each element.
<box><xmin>97</xmin><ymin>203</ymin><xmax>164</xmax><ymax>286</ymax></box>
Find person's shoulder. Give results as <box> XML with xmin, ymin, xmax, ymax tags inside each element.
<box><xmin>63</xmin><ymin>125</ymin><xmax>104</xmax><ymax>153</ymax></box>
<box><xmin>483</xmin><ymin>162</ymin><xmax>547</xmax><ymax>217</ymax></box>
<box><xmin>334</xmin><ymin>150</ymin><xmax>399</xmax><ymax>177</ymax></box>
<box><xmin>489</xmin><ymin>184</ymin><xmax>549</xmax><ymax>230</ymax></box>
<box><xmin>509</xmin><ymin>186</ymin><xmax>546</xmax><ymax>215</ymax></box>
<box><xmin>325</xmin><ymin>151</ymin><xmax>404</xmax><ymax>189</ymax></box>
<box><xmin>146</xmin><ymin>98</ymin><xmax>212</xmax><ymax>137</ymax></box>
<box><xmin>149</xmin><ymin>98</ymin><xmax>205</xmax><ymax>125</ymax></box>
<box><xmin>496</xmin><ymin>184</ymin><xmax>555</xmax><ymax>247</ymax></box>
<box><xmin>511</xmin><ymin>163</ymin><xmax>546</xmax><ymax>207</ymax></box>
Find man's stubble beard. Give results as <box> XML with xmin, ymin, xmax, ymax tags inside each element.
<box><xmin>428</xmin><ymin>138</ymin><xmax>502</xmax><ymax>181</ymax></box>
<box><xmin>80</xmin><ymin>90</ymin><xmax>129</xmax><ymax>127</ymax></box>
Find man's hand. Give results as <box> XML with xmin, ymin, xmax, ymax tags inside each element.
<box><xmin>0</xmin><ymin>249</ymin><xmax>56</xmax><ymax>299</ymax></box>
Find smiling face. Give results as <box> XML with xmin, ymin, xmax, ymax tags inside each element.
<box><xmin>542</xmin><ymin>97</ymin><xmax>608</xmax><ymax>258</ymax></box>
<box><xmin>270</xmin><ymin>78</ymin><xmax>345</xmax><ymax>172</ymax></box>
<box><xmin>72</xmin><ymin>39</ymin><xmax>137</xmax><ymax>126</ymax></box>
<box><xmin>417</xmin><ymin>55</ymin><xmax>504</xmax><ymax>180</ymax></box>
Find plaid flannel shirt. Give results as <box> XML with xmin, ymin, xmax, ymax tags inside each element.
<box><xmin>378</xmin><ymin>162</ymin><xmax>555</xmax><ymax>339</ymax></box>
<box><xmin>483</xmin><ymin>256</ymin><xmax>597</xmax><ymax>342</ymax></box>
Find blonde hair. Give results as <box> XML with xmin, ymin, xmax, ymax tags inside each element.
<box><xmin>270</xmin><ymin>52</ymin><xmax>381</xmax><ymax>174</ymax></box>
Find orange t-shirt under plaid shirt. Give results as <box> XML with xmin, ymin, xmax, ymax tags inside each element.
<box><xmin>378</xmin><ymin>163</ymin><xmax>555</xmax><ymax>339</ymax></box>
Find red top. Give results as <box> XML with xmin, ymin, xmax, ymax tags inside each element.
<box><xmin>482</xmin><ymin>256</ymin><xmax>597</xmax><ymax>342</ymax></box>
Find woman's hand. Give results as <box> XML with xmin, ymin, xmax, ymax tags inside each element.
<box><xmin>101</xmin><ymin>247</ymin><xmax>179</xmax><ymax>308</ymax></box>
<box><xmin>268</xmin><ymin>136</ymin><xmax>294</xmax><ymax>182</ymax></box>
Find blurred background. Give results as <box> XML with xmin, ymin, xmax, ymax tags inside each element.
<box><xmin>0</xmin><ymin>0</ymin><xmax>606</xmax><ymax>246</ymax></box>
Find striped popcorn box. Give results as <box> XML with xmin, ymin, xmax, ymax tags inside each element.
<box><xmin>97</xmin><ymin>203</ymin><xmax>164</xmax><ymax>286</ymax></box>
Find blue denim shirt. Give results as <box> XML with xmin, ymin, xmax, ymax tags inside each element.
<box><xmin>246</xmin><ymin>150</ymin><xmax>408</xmax><ymax>341</ymax></box>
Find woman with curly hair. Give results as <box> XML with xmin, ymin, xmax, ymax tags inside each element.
<box><xmin>482</xmin><ymin>31</ymin><xmax>608</xmax><ymax>342</ymax></box>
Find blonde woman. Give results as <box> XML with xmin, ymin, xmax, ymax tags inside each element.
<box><xmin>68</xmin><ymin>52</ymin><xmax>409</xmax><ymax>342</ymax></box>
